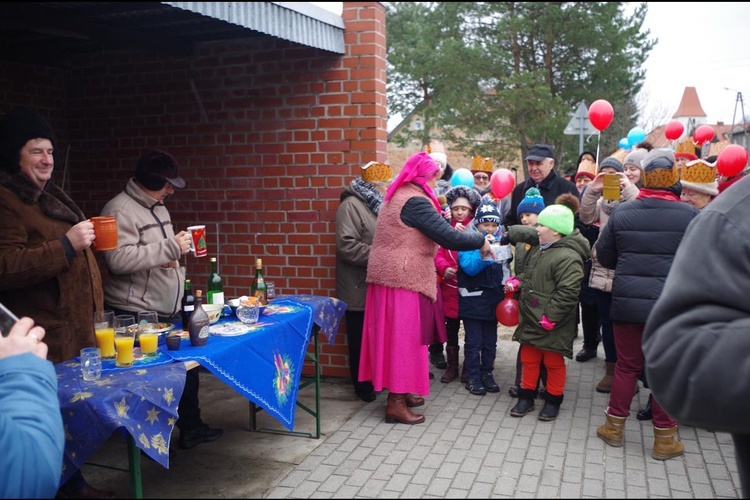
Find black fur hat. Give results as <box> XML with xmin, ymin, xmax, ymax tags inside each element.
<box><xmin>0</xmin><ymin>107</ymin><xmax>57</xmax><ymax>173</ymax></box>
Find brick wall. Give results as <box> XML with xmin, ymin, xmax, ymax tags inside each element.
<box><xmin>0</xmin><ymin>2</ymin><xmax>387</xmax><ymax>378</ymax></box>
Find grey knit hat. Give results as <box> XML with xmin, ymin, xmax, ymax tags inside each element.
<box><xmin>624</xmin><ymin>148</ymin><xmax>649</xmax><ymax>170</ymax></box>
<box><xmin>599</xmin><ymin>157</ymin><xmax>623</xmax><ymax>173</ymax></box>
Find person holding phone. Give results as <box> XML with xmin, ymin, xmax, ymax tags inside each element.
<box><xmin>0</xmin><ymin>315</ymin><xmax>64</xmax><ymax>499</ymax></box>
<box><xmin>0</xmin><ymin>107</ymin><xmax>114</xmax><ymax>498</ymax></box>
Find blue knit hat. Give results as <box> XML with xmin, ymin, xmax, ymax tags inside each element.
<box><xmin>516</xmin><ymin>187</ymin><xmax>545</xmax><ymax>217</ymax></box>
<box><xmin>475</xmin><ymin>202</ymin><xmax>501</xmax><ymax>225</ymax></box>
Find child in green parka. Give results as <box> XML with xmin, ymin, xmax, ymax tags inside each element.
<box><xmin>504</xmin><ymin>193</ymin><xmax>590</xmax><ymax>422</ymax></box>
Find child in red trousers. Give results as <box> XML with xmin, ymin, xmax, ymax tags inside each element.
<box><xmin>504</xmin><ymin>194</ymin><xmax>589</xmax><ymax>421</ymax></box>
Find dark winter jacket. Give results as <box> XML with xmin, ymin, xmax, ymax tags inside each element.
<box><xmin>643</xmin><ymin>176</ymin><xmax>750</xmax><ymax>495</ymax></box>
<box><xmin>509</xmin><ymin>225</ymin><xmax>590</xmax><ymax>358</ymax></box>
<box><xmin>506</xmin><ymin>170</ymin><xmax>578</xmax><ymax>226</ymax></box>
<box><xmin>595</xmin><ymin>194</ymin><xmax>699</xmax><ymax>324</ymax></box>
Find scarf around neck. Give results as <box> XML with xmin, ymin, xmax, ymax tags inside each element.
<box><xmin>350</xmin><ymin>177</ymin><xmax>384</xmax><ymax>215</ymax></box>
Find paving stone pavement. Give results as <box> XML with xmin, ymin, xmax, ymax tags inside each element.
<box><xmin>266</xmin><ymin>329</ymin><xmax>742</xmax><ymax>499</ymax></box>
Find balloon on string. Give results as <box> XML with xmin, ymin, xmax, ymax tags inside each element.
<box><xmin>618</xmin><ymin>137</ymin><xmax>630</xmax><ymax>149</ymax></box>
<box><xmin>490</xmin><ymin>168</ymin><xmax>515</xmax><ymax>199</ymax></box>
<box><xmin>664</xmin><ymin>121</ymin><xmax>684</xmax><ymax>141</ymax></box>
<box><xmin>451</xmin><ymin>168</ymin><xmax>474</xmax><ymax>188</ymax></box>
<box><xmin>694</xmin><ymin>125</ymin><xmax>715</xmax><ymax>145</ymax></box>
<box><xmin>716</xmin><ymin>144</ymin><xmax>749</xmax><ymax>178</ymax></box>
<box><xmin>588</xmin><ymin>99</ymin><xmax>614</xmax><ymax>132</ymax></box>
<box><xmin>496</xmin><ymin>290</ymin><xmax>519</xmax><ymax>327</ymax></box>
<box><xmin>627</xmin><ymin>127</ymin><xmax>647</xmax><ymax>147</ymax></box>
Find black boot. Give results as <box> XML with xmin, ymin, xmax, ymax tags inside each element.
<box><xmin>510</xmin><ymin>388</ymin><xmax>537</xmax><ymax>417</ymax></box>
<box><xmin>637</xmin><ymin>393</ymin><xmax>653</xmax><ymax>421</ymax></box>
<box><xmin>465</xmin><ymin>378</ymin><xmax>486</xmax><ymax>396</ymax></box>
<box><xmin>538</xmin><ymin>392</ymin><xmax>564</xmax><ymax>421</ymax></box>
<box><xmin>429</xmin><ymin>342</ymin><xmax>447</xmax><ymax>369</ymax></box>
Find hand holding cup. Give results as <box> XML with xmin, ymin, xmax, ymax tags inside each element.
<box><xmin>67</xmin><ymin>220</ymin><xmax>96</xmax><ymax>252</ymax></box>
<box><xmin>174</xmin><ymin>231</ymin><xmax>191</xmax><ymax>255</ymax></box>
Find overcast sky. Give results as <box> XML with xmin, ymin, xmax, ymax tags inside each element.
<box><xmin>312</xmin><ymin>2</ymin><xmax>750</xmax><ymax>130</ymax></box>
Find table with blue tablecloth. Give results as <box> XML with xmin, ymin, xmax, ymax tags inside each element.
<box><xmin>56</xmin><ymin>294</ymin><xmax>345</xmax><ymax>497</ymax></box>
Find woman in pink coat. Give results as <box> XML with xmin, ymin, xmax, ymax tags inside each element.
<box><xmin>434</xmin><ymin>185</ymin><xmax>481</xmax><ymax>383</ymax></box>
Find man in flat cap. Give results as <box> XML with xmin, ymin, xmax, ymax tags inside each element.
<box><xmin>506</xmin><ymin>144</ymin><xmax>578</xmax><ymax>226</ymax></box>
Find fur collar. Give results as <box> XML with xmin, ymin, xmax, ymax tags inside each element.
<box><xmin>0</xmin><ymin>171</ymin><xmax>85</xmax><ymax>224</ymax></box>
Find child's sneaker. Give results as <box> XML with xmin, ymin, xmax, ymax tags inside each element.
<box><xmin>465</xmin><ymin>379</ymin><xmax>486</xmax><ymax>396</ymax></box>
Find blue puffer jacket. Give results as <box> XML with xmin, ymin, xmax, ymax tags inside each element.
<box><xmin>595</xmin><ymin>195</ymin><xmax>698</xmax><ymax>324</ymax></box>
<box><xmin>457</xmin><ymin>228</ymin><xmax>507</xmax><ymax>321</ymax></box>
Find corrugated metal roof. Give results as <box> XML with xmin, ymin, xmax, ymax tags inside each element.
<box><xmin>164</xmin><ymin>1</ymin><xmax>345</xmax><ymax>54</ymax></box>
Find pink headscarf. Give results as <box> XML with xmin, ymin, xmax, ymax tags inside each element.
<box><xmin>384</xmin><ymin>152</ymin><xmax>442</xmax><ymax>211</ymax></box>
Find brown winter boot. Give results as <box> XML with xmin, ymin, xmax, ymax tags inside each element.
<box><xmin>405</xmin><ymin>394</ymin><xmax>424</xmax><ymax>408</ymax></box>
<box><xmin>597</xmin><ymin>413</ymin><xmax>626</xmax><ymax>447</ymax></box>
<box><xmin>596</xmin><ymin>362</ymin><xmax>615</xmax><ymax>393</ymax></box>
<box><xmin>652</xmin><ymin>425</ymin><xmax>685</xmax><ymax>460</ymax></box>
<box><xmin>441</xmin><ymin>346</ymin><xmax>460</xmax><ymax>383</ymax></box>
<box><xmin>385</xmin><ymin>393</ymin><xmax>425</xmax><ymax>425</ymax></box>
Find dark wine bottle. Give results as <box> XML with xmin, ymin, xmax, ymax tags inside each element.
<box><xmin>180</xmin><ymin>279</ymin><xmax>195</xmax><ymax>328</ymax></box>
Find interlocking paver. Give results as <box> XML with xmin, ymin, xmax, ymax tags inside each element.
<box><xmin>265</xmin><ymin>332</ymin><xmax>742</xmax><ymax>498</ymax></box>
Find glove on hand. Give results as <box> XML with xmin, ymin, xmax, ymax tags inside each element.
<box><xmin>539</xmin><ymin>314</ymin><xmax>556</xmax><ymax>331</ymax></box>
<box><xmin>505</xmin><ymin>276</ymin><xmax>520</xmax><ymax>292</ymax></box>
<box><xmin>499</xmin><ymin>231</ymin><xmax>511</xmax><ymax>246</ymax></box>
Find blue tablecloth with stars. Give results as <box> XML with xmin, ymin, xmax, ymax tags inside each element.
<box><xmin>55</xmin><ymin>295</ymin><xmax>346</xmax><ymax>482</ymax></box>
<box><xmin>55</xmin><ymin>360</ymin><xmax>186</xmax><ymax>485</ymax></box>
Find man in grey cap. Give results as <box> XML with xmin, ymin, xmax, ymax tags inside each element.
<box><xmin>102</xmin><ymin>149</ymin><xmax>223</xmax><ymax>451</ymax></box>
<box><xmin>507</xmin><ymin>144</ymin><xmax>578</xmax><ymax>226</ymax></box>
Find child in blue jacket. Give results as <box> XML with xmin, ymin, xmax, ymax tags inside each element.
<box><xmin>458</xmin><ymin>202</ymin><xmax>512</xmax><ymax>395</ymax></box>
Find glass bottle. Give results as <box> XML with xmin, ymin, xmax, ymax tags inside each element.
<box><xmin>180</xmin><ymin>279</ymin><xmax>195</xmax><ymax>328</ymax></box>
<box><xmin>250</xmin><ymin>258</ymin><xmax>268</xmax><ymax>305</ymax></box>
<box><xmin>188</xmin><ymin>290</ymin><xmax>210</xmax><ymax>346</ymax></box>
<box><xmin>207</xmin><ymin>257</ymin><xmax>224</xmax><ymax>305</ymax></box>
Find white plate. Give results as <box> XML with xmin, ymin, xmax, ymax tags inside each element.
<box><xmin>210</xmin><ymin>322</ymin><xmax>252</xmax><ymax>337</ymax></box>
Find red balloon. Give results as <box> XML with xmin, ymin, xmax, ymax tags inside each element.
<box><xmin>490</xmin><ymin>168</ymin><xmax>515</xmax><ymax>199</ymax></box>
<box><xmin>588</xmin><ymin>99</ymin><xmax>614</xmax><ymax>132</ymax></box>
<box><xmin>496</xmin><ymin>290</ymin><xmax>519</xmax><ymax>327</ymax></box>
<box><xmin>716</xmin><ymin>144</ymin><xmax>749</xmax><ymax>177</ymax></box>
<box><xmin>693</xmin><ymin>124</ymin><xmax>715</xmax><ymax>145</ymax></box>
<box><xmin>664</xmin><ymin>121</ymin><xmax>684</xmax><ymax>141</ymax></box>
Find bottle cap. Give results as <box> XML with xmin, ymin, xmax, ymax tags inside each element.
<box><xmin>210</xmin><ymin>257</ymin><xmax>216</xmax><ymax>262</ymax></box>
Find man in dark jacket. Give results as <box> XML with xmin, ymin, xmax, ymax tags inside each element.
<box><xmin>643</xmin><ymin>174</ymin><xmax>750</xmax><ymax>496</ymax></box>
<box><xmin>506</xmin><ymin>144</ymin><xmax>578</xmax><ymax>226</ymax></box>
<box><xmin>594</xmin><ymin>148</ymin><xmax>699</xmax><ymax>461</ymax></box>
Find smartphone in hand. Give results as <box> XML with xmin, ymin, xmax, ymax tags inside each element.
<box><xmin>0</xmin><ymin>301</ymin><xmax>19</xmax><ymax>337</ymax></box>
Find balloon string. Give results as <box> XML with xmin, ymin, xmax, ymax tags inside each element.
<box><xmin>596</xmin><ymin>133</ymin><xmax>601</xmax><ymax>167</ymax></box>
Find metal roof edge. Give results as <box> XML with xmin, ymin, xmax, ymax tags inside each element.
<box><xmin>163</xmin><ymin>1</ymin><xmax>345</xmax><ymax>54</ymax></box>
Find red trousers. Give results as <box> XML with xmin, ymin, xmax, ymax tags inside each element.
<box><xmin>520</xmin><ymin>344</ymin><xmax>566</xmax><ymax>396</ymax></box>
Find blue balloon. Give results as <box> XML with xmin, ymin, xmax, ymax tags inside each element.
<box><xmin>451</xmin><ymin>168</ymin><xmax>474</xmax><ymax>189</ymax></box>
<box><xmin>627</xmin><ymin>127</ymin><xmax>647</xmax><ymax>147</ymax></box>
<box><xmin>618</xmin><ymin>137</ymin><xmax>630</xmax><ymax>149</ymax></box>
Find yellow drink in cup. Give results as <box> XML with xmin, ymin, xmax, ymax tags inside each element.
<box><xmin>115</xmin><ymin>335</ymin><xmax>135</xmax><ymax>367</ymax></box>
<box><xmin>139</xmin><ymin>332</ymin><xmax>159</xmax><ymax>357</ymax></box>
<box><xmin>95</xmin><ymin>327</ymin><xmax>116</xmax><ymax>359</ymax></box>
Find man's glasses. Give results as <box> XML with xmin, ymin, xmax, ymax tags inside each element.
<box><xmin>474</xmin><ymin>174</ymin><xmax>489</xmax><ymax>181</ymax></box>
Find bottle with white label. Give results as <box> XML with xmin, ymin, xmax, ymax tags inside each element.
<box><xmin>188</xmin><ymin>290</ymin><xmax>210</xmax><ymax>346</ymax></box>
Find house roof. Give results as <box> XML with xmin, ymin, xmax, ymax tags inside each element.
<box><xmin>672</xmin><ymin>86</ymin><xmax>707</xmax><ymax>118</ymax></box>
<box><xmin>0</xmin><ymin>2</ymin><xmax>345</xmax><ymax>65</ymax></box>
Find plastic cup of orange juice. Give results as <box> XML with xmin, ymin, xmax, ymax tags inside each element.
<box><xmin>114</xmin><ymin>315</ymin><xmax>136</xmax><ymax>368</ymax></box>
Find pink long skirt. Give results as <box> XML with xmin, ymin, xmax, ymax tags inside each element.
<box><xmin>358</xmin><ymin>284</ymin><xmax>446</xmax><ymax>396</ymax></box>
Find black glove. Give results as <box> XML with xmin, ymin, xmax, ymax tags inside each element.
<box><xmin>499</xmin><ymin>231</ymin><xmax>511</xmax><ymax>246</ymax></box>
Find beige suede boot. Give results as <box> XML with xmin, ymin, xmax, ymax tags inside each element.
<box><xmin>652</xmin><ymin>425</ymin><xmax>685</xmax><ymax>460</ymax></box>
<box><xmin>596</xmin><ymin>412</ymin><xmax>626</xmax><ymax>447</ymax></box>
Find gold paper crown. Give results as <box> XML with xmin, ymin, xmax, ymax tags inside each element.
<box><xmin>361</xmin><ymin>161</ymin><xmax>393</xmax><ymax>183</ymax></box>
<box><xmin>681</xmin><ymin>159</ymin><xmax>717</xmax><ymax>184</ymax></box>
<box><xmin>643</xmin><ymin>164</ymin><xmax>680</xmax><ymax>188</ymax></box>
<box><xmin>576</xmin><ymin>158</ymin><xmax>597</xmax><ymax>177</ymax></box>
<box><xmin>609</xmin><ymin>149</ymin><xmax>628</xmax><ymax>164</ymax></box>
<box><xmin>471</xmin><ymin>155</ymin><xmax>493</xmax><ymax>173</ymax></box>
<box><xmin>675</xmin><ymin>138</ymin><xmax>698</xmax><ymax>157</ymax></box>
<box><xmin>425</xmin><ymin>144</ymin><xmax>431</xmax><ymax>154</ymax></box>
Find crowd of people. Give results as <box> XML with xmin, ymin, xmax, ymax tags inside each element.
<box><xmin>334</xmin><ymin>134</ymin><xmax>748</xmax><ymax>492</ymax></box>
<box><xmin>1</xmin><ymin>102</ymin><xmax>746</xmax><ymax>497</ymax></box>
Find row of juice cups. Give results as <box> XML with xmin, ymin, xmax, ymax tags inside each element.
<box><xmin>93</xmin><ymin>310</ymin><xmax>161</xmax><ymax>368</ymax></box>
